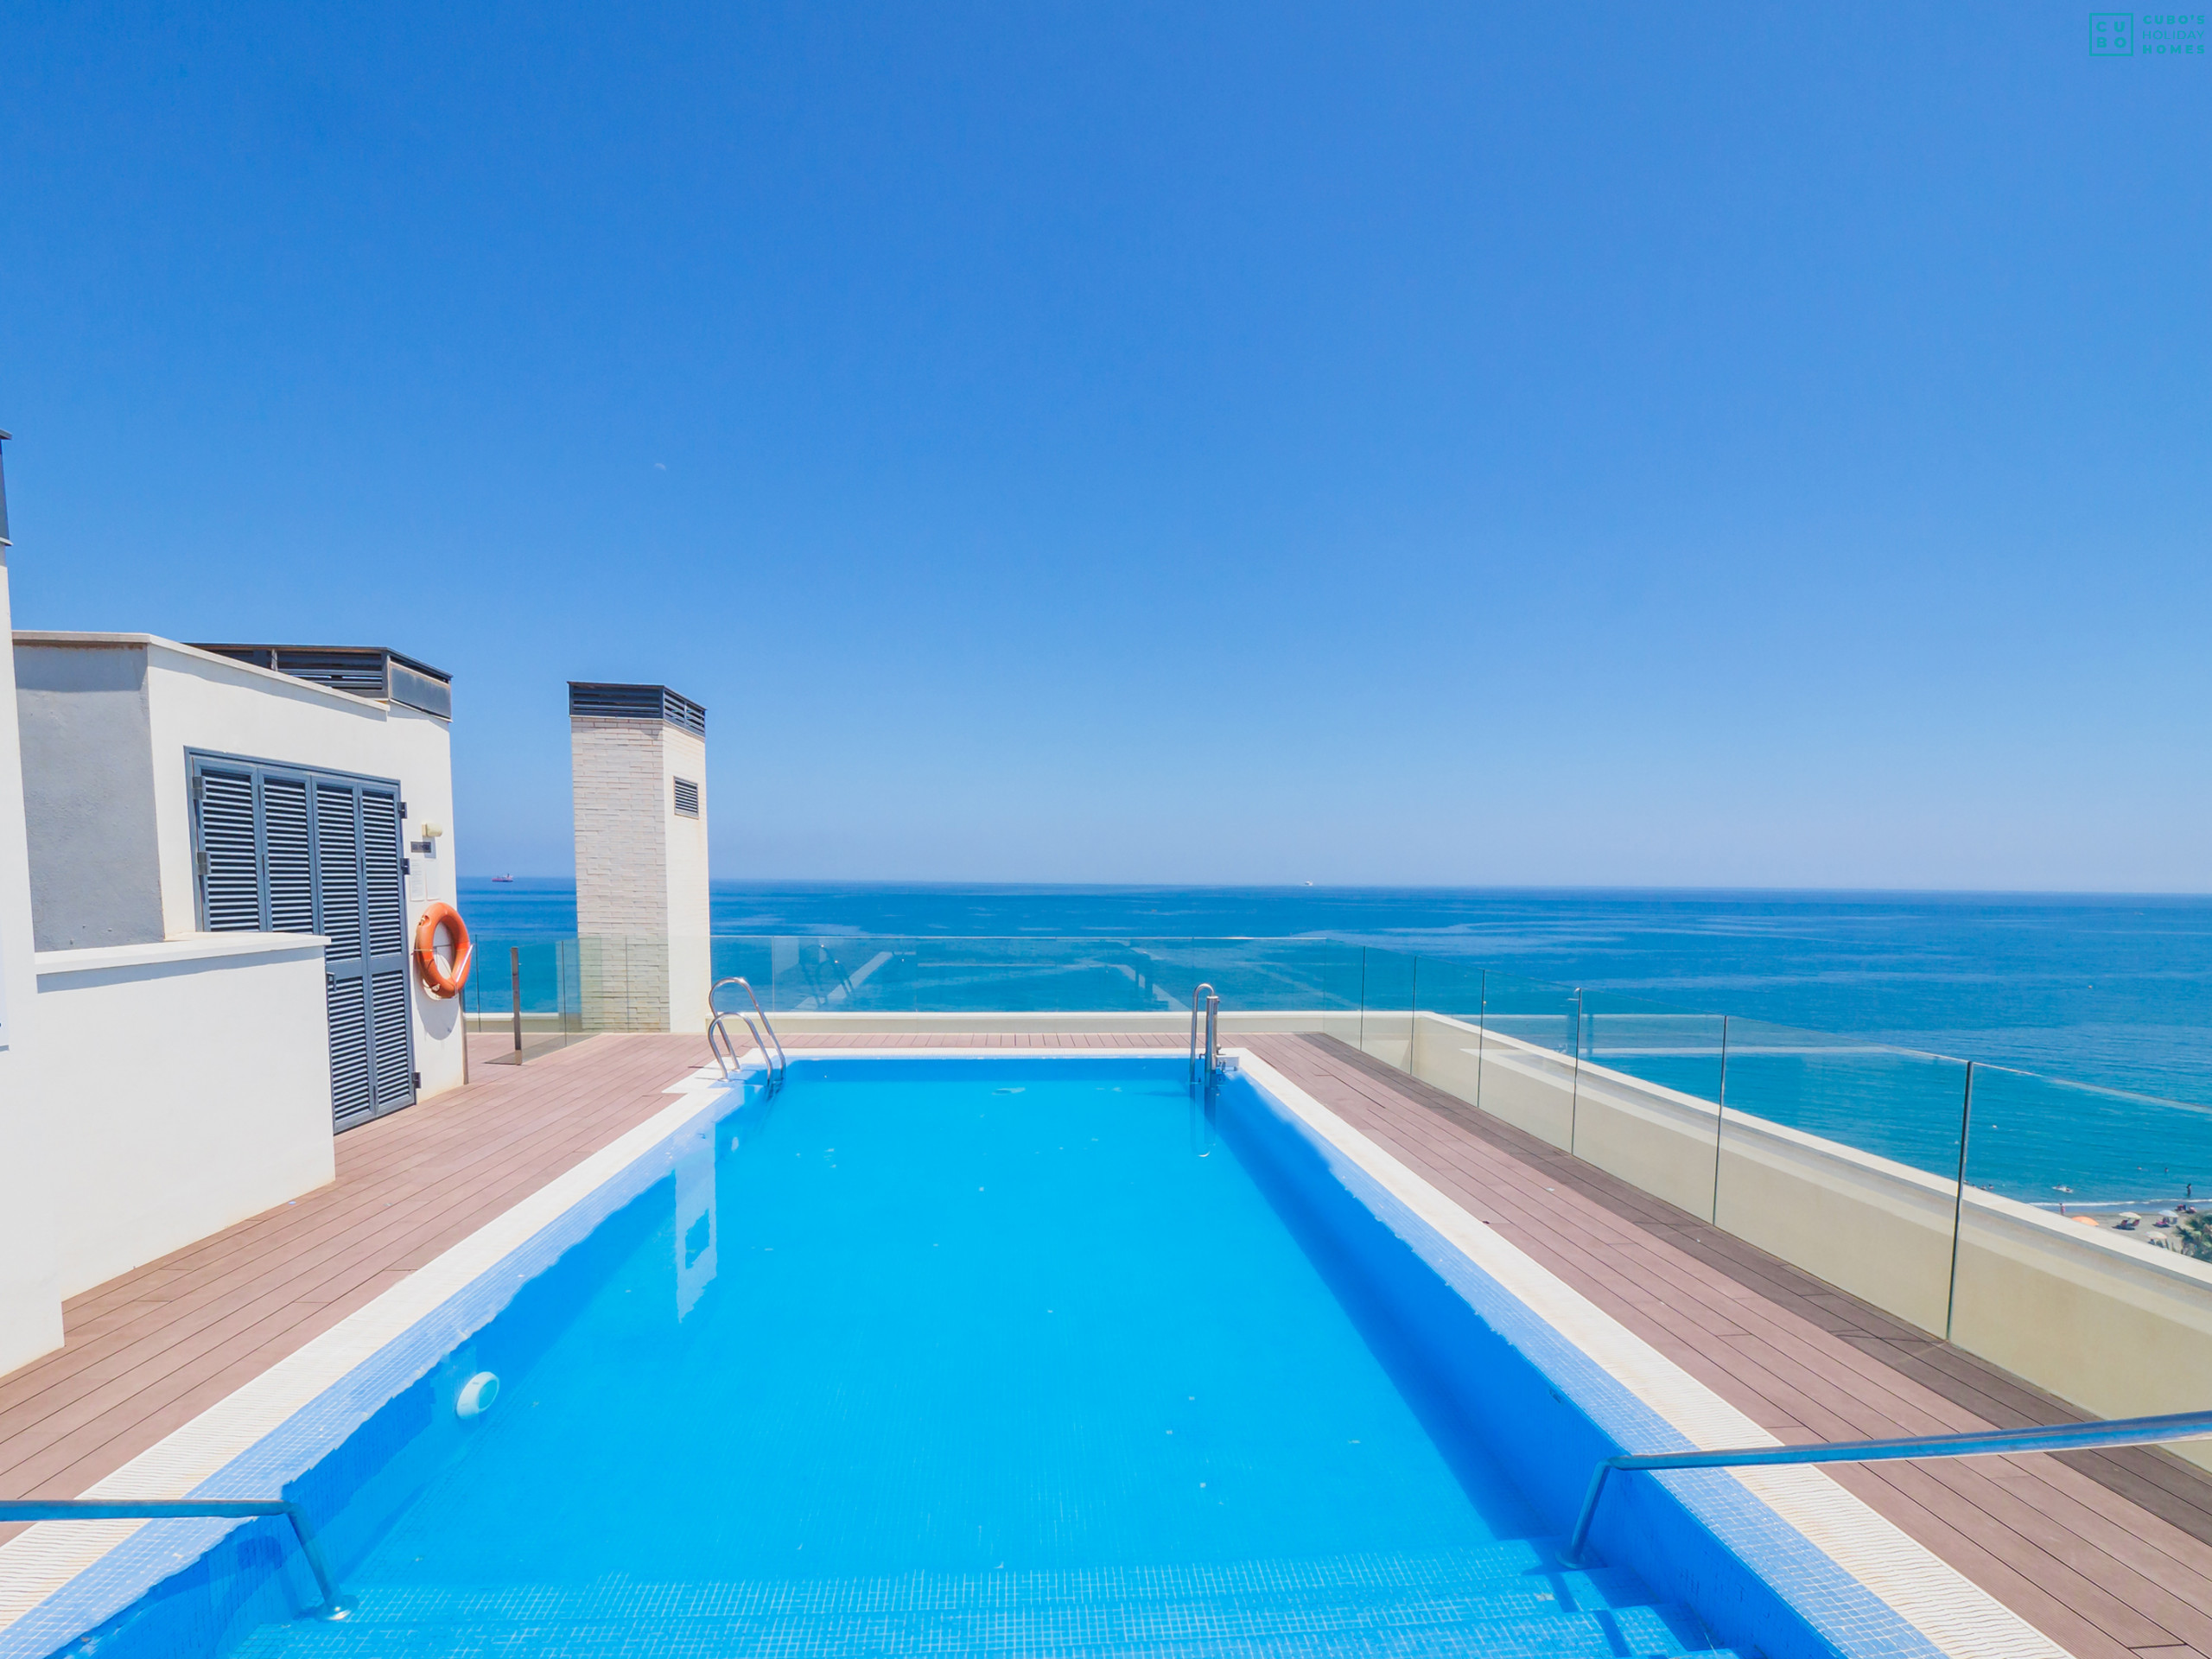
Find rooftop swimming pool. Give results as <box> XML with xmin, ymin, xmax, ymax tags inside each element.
<box><xmin>11</xmin><ymin>1055</ymin><xmax>2037</xmax><ymax>1659</ymax></box>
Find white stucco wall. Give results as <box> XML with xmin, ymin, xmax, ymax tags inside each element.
<box><xmin>0</xmin><ymin>564</ymin><xmax>64</xmax><ymax>1376</ymax></box>
<box><xmin>12</xmin><ymin>634</ymin><xmax>466</xmax><ymax>1102</ymax></box>
<box><xmin>35</xmin><ymin>934</ymin><xmax>336</xmax><ymax>1297</ymax></box>
<box><xmin>664</xmin><ymin>725</ymin><xmax>709</xmax><ymax>1033</ymax></box>
<box><xmin>11</xmin><ymin>643</ymin><xmax>162</xmax><ymax>950</ymax></box>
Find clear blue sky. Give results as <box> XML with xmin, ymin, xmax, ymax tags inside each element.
<box><xmin>3</xmin><ymin>4</ymin><xmax>2204</xmax><ymax>888</ymax></box>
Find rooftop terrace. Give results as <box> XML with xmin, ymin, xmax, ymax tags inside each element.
<box><xmin>4</xmin><ymin>1028</ymin><xmax>2212</xmax><ymax>1657</ymax></box>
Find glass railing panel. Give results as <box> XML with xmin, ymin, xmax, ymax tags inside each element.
<box><xmin>707</xmin><ymin>937</ymin><xmax>779</xmax><ymax>1007</ymax></box>
<box><xmin>1712</xmin><ymin>1019</ymin><xmax>1967</xmax><ymax>1180</ymax></box>
<box><xmin>1314</xmin><ymin>943</ymin><xmax>1365</xmax><ymax>1045</ymax></box>
<box><xmin>1713</xmin><ymin>1022</ymin><xmax>1968</xmax><ymax>1333</ymax></box>
<box><xmin>1953</xmin><ymin>1063</ymin><xmax>2212</xmax><ymax>1392</ymax></box>
<box><xmin>1470</xmin><ymin>970</ymin><xmax>1583</xmax><ymax>1151</ymax></box>
<box><xmin>463</xmin><ymin>937</ymin><xmax>582</xmax><ymax>1058</ymax></box>
<box><xmin>1406</xmin><ymin>953</ymin><xmax>1488</xmax><ymax>1106</ymax></box>
<box><xmin>1570</xmin><ymin>987</ymin><xmax>1728</xmax><ymax>1218</ymax></box>
<box><xmin>899</xmin><ymin>936</ymin><xmax>1138</xmax><ymax>1013</ymax></box>
<box><xmin>760</xmin><ymin>936</ymin><xmax>922</xmax><ymax>1013</ymax></box>
<box><xmin>702</xmin><ymin>937</ymin><xmax>1344</xmax><ymax>1019</ymax></box>
<box><xmin>1352</xmin><ymin>946</ymin><xmax>1417</xmax><ymax>1068</ymax></box>
<box><xmin>569</xmin><ymin>934</ymin><xmax>674</xmax><ymax>1033</ymax></box>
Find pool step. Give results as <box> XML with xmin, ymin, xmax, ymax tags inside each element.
<box><xmin>235</xmin><ymin>1540</ymin><xmax>1748</xmax><ymax>1658</ymax></box>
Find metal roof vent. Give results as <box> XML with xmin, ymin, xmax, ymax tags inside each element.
<box><xmin>188</xmin><ymin>644</ymin><xmax>454</xmax><ymax>720</ymax></box>
<box><xmin>567</xmin><ymin>682</ymin><xmax>707</xmax><ymax>735</ymax></box>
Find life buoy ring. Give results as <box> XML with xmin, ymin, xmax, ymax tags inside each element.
<box><xmin>414</xmin><ymin>902</ymin><xmax>473</xmax><ymax>998</ymax></box>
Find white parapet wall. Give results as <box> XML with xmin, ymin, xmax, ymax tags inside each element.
<box><xmin>34</xmin><ymin>933</ymin><xmax>336</xmax><ymax>1297</ymax></box>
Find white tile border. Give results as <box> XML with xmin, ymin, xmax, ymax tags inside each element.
<box><xmin>0</xmin><ymin>1046</ymin><xmax>2072</xmax><ymax>1659</ymax></box>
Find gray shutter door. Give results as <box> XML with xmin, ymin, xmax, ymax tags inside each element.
<box><xmin>360</xmin><ymin>790</ymin><xmax>415</xmax><ymax>1111</ymax></box>
<box><xmin>263</xmin><ymin>776</ymin><xmax>315</xmax><ymax>933</ymax></box>
<box><xmin>196</xmin><ymin>768</ymin><xmax>264</xmax><ymax>931</ymax></box>
<box><xmin>315</xmin><ymin>781</ymin><xmax>376</xmax><ymax>1130</ymax></box>
<box><xmin>191</xmin><ymin>751</ymin><xmax>417</xmax><ymax>1133</ymax></box>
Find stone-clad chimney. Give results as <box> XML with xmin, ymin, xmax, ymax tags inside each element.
<box><xmin>568</xmin><ymin>682</ymin><xmax>709</xmax><ymax>1033</ymax></box>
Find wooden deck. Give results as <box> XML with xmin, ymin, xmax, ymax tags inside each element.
<box><xmin>3</xmin><ymin>1027</ymin><xmax>2209</xmax><ymax>1658</ymax></box>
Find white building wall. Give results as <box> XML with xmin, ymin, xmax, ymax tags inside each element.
<box><xmin>12</xmin><ymin>643</ymin><xmax>162</xmax><ymax>949</ymax></box>
<box><xmin>572</xmin><ymin>712</ymin><xmax>709</xmax><ymax>1031</ymax></box>
<box><xmin>0</xmin><ymin>563</ymin><xmax>63</xmax><ymax>1375</ymax></box>
<box><xmin>572</xmin><ymin>715</ymin><xmax>671</xmax><ymax>939</ymax></box>
<box><xmin>35</xmin><ymin>935</ymin><xmax>335</xmax><ymax>1297</ymax></box>
<box><xmin>13</xmin><ymin>635</ymin><xmax>467</xmax><ymax>1102</ymax></box>
<box><xmin>664</xmin><ymin>725</ymin><xmax>709</xmax><ymax>1033</ymax></box>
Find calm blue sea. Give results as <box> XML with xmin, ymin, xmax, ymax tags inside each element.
<box><xmin>458</xmin><ymin>880</ymin><xmax>2212</xmax><ymax>1110</ymax></box>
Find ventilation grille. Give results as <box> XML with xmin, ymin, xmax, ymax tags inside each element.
<box><xmin>568</xmin><ymin>682</ymin><xmax>707</xmax><ymax>734</ymax></box>
<box><xmin>673</xmin><ymin>777</ymin><xmax>700</xmax><ymax>817</ymax></box>
<box><xmin>190</xmin><ymin>644</ymin><xmax>453</xmax><ymax>719</ymax></box>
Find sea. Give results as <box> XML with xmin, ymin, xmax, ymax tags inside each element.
<box><xmin>459</xmin><ymin>880</ymin><xmax>2212</xmax><ymax>1111</ymax></box>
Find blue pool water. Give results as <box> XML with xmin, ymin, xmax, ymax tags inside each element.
<box><xmin>67</xmin><ymin>1059</ymin><xmax>1783</xmax><ymax>1659</ymax></box>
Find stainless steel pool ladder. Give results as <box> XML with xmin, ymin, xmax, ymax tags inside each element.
<box><xmin>1189</xmin><ymin>985</ymin><xmax>1220</xmax><ymax>1084</ymax></box>
<box><xmin>1561</xmin><ymin>1405</ymin><xmax>2212</xmax><ymax>1567</ymax></box>
<box><xmin>0</xmin><ymin>1497</ymin><xmax>347</xmax><ymax>1620</ymax></box>
<box><xmin>708</xmin><ymin>976</ymin><xmax>788</xmax><ymax>1084</ymax></box>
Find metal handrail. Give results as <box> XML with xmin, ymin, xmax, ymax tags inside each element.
<box><xmin>707</xmin><ymin>1008</ymin><xmax>778</xmax><ymax>1083</ymax></box>
<box><xmin>1190</xmin><ymin>984</ymin><xmax>1216</xmax><ymax>1084</ymax></box>
<box><xmin>706</xmin><ymin>1013</ymin><xmax>741</xmax><ymax>1078</ymax></box>
<box><xmin>0</xmin><ymin>1498</ymin><xmax>347</xmax><ymax>1620</ymax></box>
<box><xmin>1563</xmin><ymin>1406</ymin><xmax>2212</xmax><ymax>1565</ymax></box>
<box><xmin>709</xmin><ymin>976</ymin><xmax>786</xmax><ymax>1081</ymax></box>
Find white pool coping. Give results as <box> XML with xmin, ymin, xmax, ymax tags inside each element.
<box><xmin>0</xmin><ymin>1046</ymin><xmax>2069</xmax><ymax>1659</ymax></box>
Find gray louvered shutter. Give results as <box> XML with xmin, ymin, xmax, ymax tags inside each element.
<box><xmin>197</xmin><ymin>769</ymin><xmax>264</xmax><ymax>930</ymax></box>
<box><xmin>361</xmin><ymin>791</ymin><xmax>415</xmax><ymax>1111</ymax></box>
<box><xmin>315</xmin><ymin>782</ymin><xmax>375</xmax><ymax>1129</ymax></box>
<box><xmin>263</xmin><ymin>775</ymin><xmax>315</xmax><ymax>933</ymax></box>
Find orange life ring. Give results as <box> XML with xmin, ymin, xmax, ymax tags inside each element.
<box><xmin>414</xmin><ymin>902</ymin><xmax>473</xmax><ymax>998</ymax></box>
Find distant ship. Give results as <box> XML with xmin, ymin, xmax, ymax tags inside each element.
<box><xmin>491</xmin><ymin>874</ymin><xmax>515</xmax><ymax>883</ymax></box>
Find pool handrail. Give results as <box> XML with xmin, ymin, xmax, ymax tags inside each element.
<box><xmin>710</xmin><ymin>976</ymin><xmax>786</xmax><ymax>1081</ymax></box>
<box><xmin>1190</xmin><ymin>985</ymin><xmax>1223</xmax><ymax>1083</ymax></box>
<box><xmin>1562</xmin><ymin>1405</ymin><xmax>2212</xmax><ymax>1565</ymax></box>
<box><xmin>707</xmin><ymin>1008</ymin><xmax>772</xmax><ymax>1080</ymax></box>
<box><xmin>1190</xmin><ymin>984</ymin><xmax>1216</xmax><ymax>1083</ymax></box>
<box><xmin>0</xmin><ymin>1497</ymin><xmax>347</xmax><ymax>1620</ymax></box>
